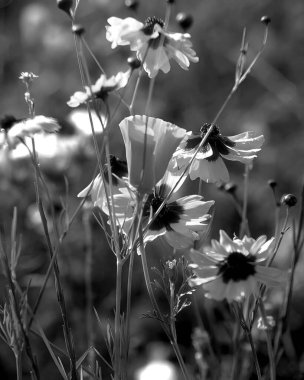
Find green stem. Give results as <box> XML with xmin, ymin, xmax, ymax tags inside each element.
<box><xmin>240</xmin><ymin>164</ymin><xmax>250</xmax><ymax>237</ymax></box>
<box><xmin>15</xmin><ymin>353</ymin><xmax>22</xmax><ymax>380</ymax></box>
<box><xmin>259</xmin><ymin>303</ymin><xmax>276</xmax><ymax>380</ymax></box>
<box><xmin>114</xmin><ymin>259</ymin><xmax>123</xmax><ymax>380</ymax></box>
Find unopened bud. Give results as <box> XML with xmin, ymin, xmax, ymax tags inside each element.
<box><xmin>125</xmin><ymin>0</ymin><xmax>138</xmax><ymax>10</ymax></box>
<box><xmin>127</xmin><ymin>56</ymin><xmax>141</xmax><ymax>70</ymax></box>
<box><xmin>268</xmin><ymin>179</ymin><xmax>277</xmax><ymax>189</ymax></box>
<box><xmin>280</xmin><ymin>194</ymin><xmax>297</xmax><ymax>207</ymax></box>
<box><xmin>176</xmin><ymin>12</ymin><xmax>193</xmax><ymax>30</ymax></box>
<box><xmin>261</xmin><ymin>16</ymin><xmax>271</xmax><ymax>25</ymax></box>
<box><xmin>72</xmin><ymin>24</ymin><xmax>85</xmax><ymax>36</ymax></box>
<box><xmin>57</xmin><ymin>0</ymin><xmax>73</xmax><ymax>16</ymax></box>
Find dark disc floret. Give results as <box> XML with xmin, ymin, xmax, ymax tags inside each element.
<box><xmin>142</xmin><ymin>16</ymin><xmax>164</xmax><ymax>35</ymax></box>
<box><xmin>200</xmin><ymin>123</ymin><xmax>236</xmax><ymax>162</ymax></box>
<box><xmin>217</xmin><ymin>251</ymin><xmax>256</xmax><ymax>283</ymax></box>
<box><xmin>143</xmin><ymin>187</ymin><xmax>183</xmax><ymax>231</ymax></box>
<box><xmin>104</xmin><ymin>155</ymin><xmax>128</xmax><ymax>186</ymax></box>
<box><xmin>0</xmin><ymin>115</ymin><xmax>21</xmax><ymax>131</ymax></box>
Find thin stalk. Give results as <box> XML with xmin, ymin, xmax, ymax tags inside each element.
<box><xmin>114</xmin><ymin>259</ymin><xmax>123</xmax><ymax>380</ymax></box>
<box><xmin>240</xmin><ymin>164</ymin><xmax>250</xmax><ymax>237</ymax></box>
<box><xmin>83</xmin><ymin>209</ymin><xmax>94</xmax><ymax>368</ymax></box>
<box><xmin>15</xmin><ymin>353</ymin><xmax>22</xmax><ymax>380</ymax></box>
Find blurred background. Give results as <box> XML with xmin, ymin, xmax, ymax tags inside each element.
<box><xmin>0</xmin><ymin>0</ymin><xmax>304</xmax><ymax>378</ymax></box>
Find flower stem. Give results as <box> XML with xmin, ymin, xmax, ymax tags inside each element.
<box><xmin>114</xmin><ymin>258</ymin><xmax>123</xmax><ymax>380</ymax></box>
<box><xmin>15</xmin><ymin>353</ymin><xmax>22</xmax><ymax>380</ymax></box>
<box><xmin>138</xmin><ymin>226</ymin><xmax>191</xmax><ymax>380</ymax></box>
<box><xmin>240</xmin><ymin>164</ymin><xmax>250</xmax><ymax>237</ymax></box>
<box><xmin>259</xmin><ymin>302</ymin><xmax>276</xmax><ymax>380</ymax></box>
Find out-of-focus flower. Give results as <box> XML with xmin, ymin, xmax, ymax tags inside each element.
<box><xmin>67</xmin><ymin>71</ymin><xmax>131</xmax><ymax>107</ymax></box>
<box><xmin>173</xmin><ymin>124</ymin><xmax>264</xmax><ymax>184</ymax></box>
<box><xmin>68</xmin><ymin>109</ymin><xmax>105</xmax><ymax>136</ymax></box>
<box><xmin>19</xmin><ymin>72</ymin><xmax>38</xmax><ymax>86</ymax></box>
<box><xmin>0</xmin><ymin>115</ymin><xmax>60</xmax><ymax>150</ymax></box>
<box><xmin>110</xmin><ymin>168</ymin><xmax>214</xmax><ymax>249</ymax></box>
<box><xmin>119</xmin><ymin>115</ymin><xmax>186</xmax><ymax>194</ymax></box>
<box><xmin>189</xmin><ymin>230</ymin><xmax>287</xmax><ymax>302</ymax></box>
<box><xmin>78</xmin><ymin>155</ymin><xmax>128</xmax><ymax>209</ymax></box>
<box><xmin>106</xmin><ymin>16</ymin><xmax>199</xmax><ymax>78</ymax></box>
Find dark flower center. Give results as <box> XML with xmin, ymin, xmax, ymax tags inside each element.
<box><xmin>143</xmin><ymin>187</ymin><xmax>183</xmax><ymax>231</ymax></box>
<box><xmin>0</xmin><ymin>115</ymin><xmax>21</xmax><ymax>131</ymax></box>
<box><xmin>217</xmin><ymin>251</ymin><xmax>256</xmax><ymax>283</ymax></box>
<box><xmin>142</xmin><ymin>16</ymin><xmax>164</xmax><ymax>35</ymax></box>
<box><xmin>104</xmin><ymin>155</ymin><xmax>128</xmax><ymax>186</ymax></box>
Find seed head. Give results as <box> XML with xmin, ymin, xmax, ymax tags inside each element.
<box><xmin>127</xmin><ymin>56</ymin><xmax>141</xmax><ymax>70</ymax></box>
<box><xmin>176</xmin><ymin>12</ymin><xmax>193</xmax><ymax>30</ymax></box>
<box><xmin>125</xmin><ymin>0</ymin><xmax>138</xmax><ymax>10</ymax></box>
<box><xmin>261</xmin><ymin>16</ymin><xmax>271</xmax><ymax>25</ymax></box>
<box><xmin>280</xmin><ymin>194</ymin><xmax>297</xmax><ymax>207</ymax></box>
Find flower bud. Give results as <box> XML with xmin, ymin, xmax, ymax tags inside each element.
<box><xmin>57</xmin><ymin>0</ymin><xmax>73</xmax><ymax>16</ymax></box>
<box><xmin>72</xmin><ymin>24</ymin><xmax>85</xmax><ymax>36</ymax></box>
<box><xmin>261</xmin><ymin>16</ymin><xmax>271</xmax><ymax>25</ymax></box>
<box><xmin>127</xmin><ymin>56</ymin><xmax>141</xmax><ymax>70</ymax></box>
<box><xmin>125</xmin><ymin>0</ymin><xmax>138</xmax><ymax>10</ymax></box>
<box><xmin>280</xmin><ymin>194</ymin><xmax>297</xmax><ymax>207</ymax></box>
<box><xmin>224</xmin><ymin>182</ymin><xmax>237</xmax><ymax>194</ymax></box>
<box><xmin>176</xmin><ymin>13</ymin><xmax>193</xmax><ymax>30</ymax></box>
<box><xmin>268</xmin><ymin>179</ymin><xmax>277</xmax><ymax>189</ymax></box>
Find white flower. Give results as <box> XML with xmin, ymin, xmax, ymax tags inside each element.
<box><xmin>67</xmin><ymin>70</ymin><xmax>131</xmax><ymax>108</ymax></box>
<box><xmin>77</xmin><ymin>155</ymin><xmax>128</xmax><ymax>209</ymax></box>
<box><xmin>68</xmin><ymin>110</ymin><xmax>105</xmax><ymax>136</ymax></box>
<box><xmin>119</xmin><ymin>115</ymin><xmax>186</xmax><ymax>194</ymax></box>
<box><xmin>109</xmin><ymin>169</ymin><xmax>214</xmax><ymax>249</ymax></box>
<box><xmin>173</xmin><ymin>124</ymin><xmax>264</xmax><ymax>184</ymax></box>
<box><xmin>189</xmin><ymin>230</ymin><xmax>287</xmax><ymax>302</ymax></box>
<box><xmin>106</xmin><ymin>16</ymin><xmax>199</xmax><ymax>78</ymax></box>
<box><xmin>0</xmin><ymin>115</ymin><xmax>60</xmax><ymax>150</ymax></box>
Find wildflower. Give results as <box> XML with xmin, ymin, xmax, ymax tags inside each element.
<box><xmin>68</xmin><ymin>109</ymin><xmax>105</xmax><ymax>136</ymax></box>
<box><xmin>0</xmin><ymin>115</ymin><xmax>60</xmax><ymax>150</ymax></box>
<box><xmin>106</xmin><ymin>16</ymin><xmax>199</xmax><ymax>78</ymax></box>
<box><xmin>67</xmin><ymin>70</ymin><xmax>131</xmax><ymax>108</ymax></box>
<box><xmin>19</xmin><ymin>72</ymin><xmax>38</xmax><ymax>86</ymax></box>
<box><xmin>119</xmin><ymin>115</ymin><xmax>186</xmax><ymax>194</ymax></box>
<box><xmin>189</xmin><ymin>230</ymin><xmax>286</xmax><ymax>302</ymax></box>
<box><xmin>78</xmin><ymin>155</ymin><xmax>128</xmax><ymax>209</ymax></box>
<box><xmin>173</xmin><ymin>124</ymin><xmax>264</xmax><ymax>184</ymax></box>
<box><xmin>110</xmin><ymin>169</ymin><xmax>214</xmax><ymax>249</ymax></box>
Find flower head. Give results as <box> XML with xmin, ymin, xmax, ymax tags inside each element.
<box><xmin>119</xmin><ymin>115</ymin><xmax>186</xmax><ymax>194</ymax></box>
<box><xmin>173</xmin><ymin>124</ymin><xmax>264</xmax><ymax>184</ymax></box>
<box><xmin>106</xmin><ymin>16</ymin><xmax>199</xmax><ymax>78</ymax></box>
<box><xmin>189</xmin><ymin>230</ymin><xmax>287</xmax><ymax>302</ymax></box>
<box><xmin>0</xmin><ymin>115</ymin><xmax>60</xmax><ymax>150</ymax></box>
<box><xmin>109</xmin><ymin>169</ymin><xmax>214</xmax><ymax>249</ymax></box>
<box><xmin>78</xmin><ymin>155</ymin><xmax>128</xmax><ymax>209</ymax></box>
<box><xmin>67</xmin><ymin>70</ymin><xmax>131</xmax><ymax>108</ymax></box>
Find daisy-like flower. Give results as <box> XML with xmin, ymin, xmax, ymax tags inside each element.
<box><xmin>78</xmin><ymin>155</ymin><xmax>128</xmax><ymax>209</ymax></box>
<box><xmin>106</xmin><ymin>16</ymin><xmax>199</xmax><ymax>78</ymax></box>
<box><xmin>67</xmin><ymin>70</ymin><xmax>131</xmax><ymax>108</ymax></box>
<box><xmin>189</xmin><ymin>230</ymin><xmax>287</xmax><ymax>302</ymax></box>
<box><xmin>110</xmin><ymin>170</ymin><xmax>214</xmax><ymax>249</ymax></box>
<box><xmin>173</xmin><ymin>123</ymin><xmax>265</xmax><ymax>184</ymax></box>
<box><xmin>119</xmin><ymin>115</ymin><xmax>186</xmax><ymax>194</ymax></box>
<box><xmin>0</xmin><ymin>115</ymin><xmax>60</xmax><ymax>150</ymax></box>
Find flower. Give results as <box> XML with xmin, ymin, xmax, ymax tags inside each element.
<box><xmin>68</xmin><ymin>110</ymin><xmax>105</xmax><ymax>136</ymax></box>
<box><xmin>189</xmin><ymin>230</ymin><xmax>287</xmax><ymax>302</ymax></box>
<box><xmin>119</xmin><ymin>115</ymin><xmax>186</xmax><ymax>194</ymax></box>
<box><xmin>67</xmin><ymin>70</ymin><xmax>131</xmax><ymax>107</ymax></box>
<box><xmin>78</xmin><ymin>155</ymin><xmax>128</xmax><ymax>209</ymax></box>
<box><xmin>173</xmin><ymin>124</ymin><xmax>264</xmax><ymax>184</ymax></box>
<box><xmin>0</xmin><ymin>115</ymin><xmax>60</xmax><ymax>150</ymax></box>
<box><xmin>110</xmin><ymin>169</ymin><xmax>214</xmax><ymax>249</ymax></box>
<box><xmin>106</xmin><ymin>16</ymin><xmax>199</xmax><ymax>78</ymax></box>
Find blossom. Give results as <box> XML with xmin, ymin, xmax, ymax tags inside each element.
<box><xmin>68</xmin><ymin>110</ymin><xmax>105</xmax><ymax>136</ymax></box>
<box><xmin>78</xmin><ymin>155</ymin><xmax>128</xmax><ymax>209</ymax></box>
<box><xmin>67</xmin><ymin>70</ymin><xmax>131</xmax><ymax>107</ymax></box>
<box><xmin>0</xmin><ymin>115</ymin><xmax>60</xmax><ymax>150</ymax></box>
<box><xmin>119</xmin><ymin>115</ymin><xmax>186</xmax><ymax>194</ymax></box>
<box><xmin>106</xmin><ymin>16</ymin><xmax>199</xmax><ymax>78</ymax></box>
<box><xmin>189</xmin><ymin>230</ymin><xmax>287</xmax><ymax>302</ymax></box>
<box><xmin>110</xmin><ymin>170</ymin><xmax>214</xmax><ymax>249</ymax></box>
<box><xmin>173</xmin><ymin>124</ymin><xmax>264</xmax><ymax>184</ymax></box>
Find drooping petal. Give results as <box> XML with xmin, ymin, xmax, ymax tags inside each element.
<box><xmin>189</xmin><ymin>156</ymin><xmax>230</xmax><ymax>183</ymax></box>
